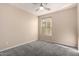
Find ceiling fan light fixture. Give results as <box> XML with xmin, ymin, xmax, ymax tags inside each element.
<box><xmin>35</xmin><ymin>3</ymin><xmax>50</xmax><ymax>11</ymax></box>
<box><xmin>39</xmin><ymin>6</ymin><xmax>44</xmax><ymax>10</ymax></box>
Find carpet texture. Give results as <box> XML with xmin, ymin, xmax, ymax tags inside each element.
<box><xmin>0</xmin><ymin>40</ymin><xmax>78</xmax><ymax>56</ymax></box>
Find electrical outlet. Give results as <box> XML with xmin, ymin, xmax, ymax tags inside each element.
<box><xmin>6</xmin><ymin>42</ymin><xmax>9</xmax><ymax>45</ymax></box>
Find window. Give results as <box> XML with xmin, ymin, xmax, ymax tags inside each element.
<box><xmin>40</xmin><ymin>17</ymin><xmax>52</xmax><ymax>36</ymax></box>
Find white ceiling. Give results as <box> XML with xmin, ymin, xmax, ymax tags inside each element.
<box><xmin>9</xmin><ymin>3</ymin><xmax>76</xmax><ymax>16</ymax></box>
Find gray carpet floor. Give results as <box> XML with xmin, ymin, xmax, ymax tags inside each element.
<box><xmin>0</xmin><ymin>40</ymin><xmax>78</xmax><ymax>56</ymax></box>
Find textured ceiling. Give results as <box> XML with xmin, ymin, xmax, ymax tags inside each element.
<box><xmin>9</xmin><ymin>3</ymin><xmax>76</xmax><ymax>16</ymax></box>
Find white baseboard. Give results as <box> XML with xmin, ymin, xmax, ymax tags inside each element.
<box><xmin>0</xmin><ymin>39</ymin><xmax>37</xmax><ymax>52</ymax></box>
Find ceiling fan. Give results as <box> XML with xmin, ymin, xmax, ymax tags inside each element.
<box><xmin>35</xmin><ymin>3</ymin><xmax>50</xmax><ymax>11</ymax></box>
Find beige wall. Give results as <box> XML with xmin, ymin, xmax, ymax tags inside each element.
<box><xmin>39</xmin><ymin>7</ymin><xmax>77</xmax><ymax>47</ymax></box>
<box><xmin>77</xmin><ymin>4</ymin><xmax>79</xmax><ymax>50</ymax></box>
<box><xmin>0</xmin><ymin>4</ymin><xmax>38</xmax><ymax>50</ymax></box>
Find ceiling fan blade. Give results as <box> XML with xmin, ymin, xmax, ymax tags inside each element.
<box><xmin>35</xmin><ymin>8</ymin><xmax>40</xmax><ymax>11</ymax></box>
<box><xmin>44</xmin><ymin>7</ymin><xmax>50</xmax><ymax>11</ymax></box>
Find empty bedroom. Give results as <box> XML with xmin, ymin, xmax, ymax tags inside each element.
<box><xmin>0</xmin><ymin>3</ymin><xmax>79</xmax><ymax>56</ymax></box>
